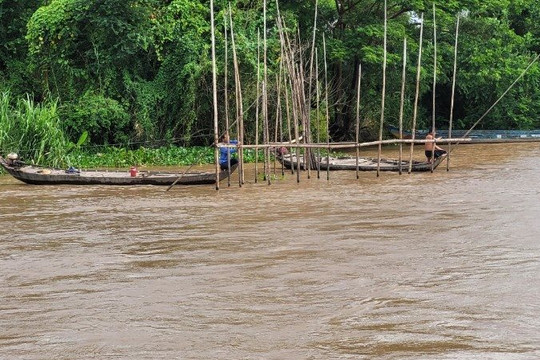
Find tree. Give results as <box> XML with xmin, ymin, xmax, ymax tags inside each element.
<box><xmin>3</xmin><ymin>0</ymin><xmax>539</xmax><ymax>149</ymax></box>
<box><xmin>0</xmin><ymin>0</ymin><xmax>43</xmax><ymax>94</ymax></box>
<box><xmin>26</xmin><ymin>0</ymin><xmax>158</xmax><ymax>99</ymax></box>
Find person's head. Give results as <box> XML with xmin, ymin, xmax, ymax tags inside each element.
<box><xmin>428</xmin><ymin>126</ymin><xmax>435</xmax><ymax>135</ymax></box>
<box><xmin>6</xmin><ymin>152</ymin><xmax>18</xmax><ymax>165</ymax></box>
<box><xmin>220</xmin><ymin>133</ymin><xmax>230</xmax><ymax>143</ymax></box>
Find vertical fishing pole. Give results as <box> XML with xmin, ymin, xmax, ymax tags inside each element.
<box><xmin>210</xmin><ymin>0</ymin><xmax>219</xmax><ymax>190</ymax></box>
<box><xmin>355</xmin><ymin>64</ymin><xmax>361</xmax><ymax>179</ymax></box>
<box><xmin>447</xmin><ymin>15</ymin><xmax>460</xmax><ymax>171</ymax></box>
<box><xmin>431</xmin><ymin>3</ymin><xmax>437</xmax><ymax>173</ymax></box>
<box><xmin>398</xmin><ymin>37</ymin><xmax>407</xmax><ymax>175</ymax></box>
<box><xmin>408</xmin><ymin>13</ymin><xmax>424</xmax><ymax>174</ymax></box>
<box><xmin>323</xmin><ymin>34</ymin><xmax>330</xmax><ymax>181</ymax></box>
<box><xmin>376</xmin><ymin>0</ymin><xmax>387</xmax><ymax>177</ymax></box>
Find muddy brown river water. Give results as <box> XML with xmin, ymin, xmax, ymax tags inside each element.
<box><xmin>1</xmin><ymin>143</ymin><xmax>539</xmax><ymax>359</ymax></box>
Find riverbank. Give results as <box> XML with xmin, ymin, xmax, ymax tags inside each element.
<box><xmin>1</xmin><ymin>145</ymin><xmax>264</xmax><ymax>171</ymax></box>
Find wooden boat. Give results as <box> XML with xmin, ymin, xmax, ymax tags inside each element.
<box><xmin>386</xmin><ymin>124</ymin><xmax>540</xmax><ymax>141</ymax></box>
<box><xmin>0</xmin><ymin>156</ymin><xmax>237</xmax><ymax>186</ymax></box>
<box><xmin>277</xmin><ymin>153</ymin><xmax>446</xmax><ymax>172</ymax></box>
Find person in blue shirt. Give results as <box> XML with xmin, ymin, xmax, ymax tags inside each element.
<box><xmin>219</xmin><ymin>133</ymin><xmax>238</xmax><ymax>170</ymax></box>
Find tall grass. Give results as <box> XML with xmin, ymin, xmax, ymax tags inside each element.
<box><xmin>0</xmin><ymin>91</ymin><xmax>68</xmax><ymax>167</ymax></box>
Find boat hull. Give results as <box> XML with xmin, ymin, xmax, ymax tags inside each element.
<box><xmin>0</xmin><ymin>157</ymin><xmax>236</xmax><ymax>186</ymax></box>
<box><xmin>278</xmin><ymin>154</ymin><xmax>445</xmax><ymax>172</ymax></box>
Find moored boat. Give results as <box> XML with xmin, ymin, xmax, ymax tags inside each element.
<box><xmin>0</xmin><ymin>156</ymin><xmax>237</xmax><ymax>186</ymax></box>
<box><xmin>277</xmin><ymin>153</ymin><xmax>446</xmax><ymax>172</ymax></box>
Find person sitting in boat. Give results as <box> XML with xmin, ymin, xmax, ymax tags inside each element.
<box><xmin>6</xmin><ymin>153</ymin><xmax>24</xmax><ymax>167</ymax></box>
<box><xmin>219</xmin><ymin>133</ymin><xmax>238</xmax><ymax>170</ymax></box>
<box><xmin>275</xmin><ymin>146</ymin><xmax>288</xmax><ymax>157</ymax></box>
<box><xmin>425</xmin><ymin>127</ymin><xmax>447</xmax><ymax>162</ymax></box>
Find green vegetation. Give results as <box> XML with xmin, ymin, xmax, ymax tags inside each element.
<box><xmin>68</xmin><ymin>146</ymin><xmax>216</xmax><ymax>168</ymax></box>
<box><xmin>67</xmin><ymin>146</ymin><xmax>263</xmax><ymax>169</ymax></box>
<box><xmin>0</xmin><ymin>91</ymin><xmax>68</xmax><ymax>167</ymax></box>
<box><xmin>1</xmin><ymin>0</ymin><xmax>539</xmax><ymax>167</ymax></box>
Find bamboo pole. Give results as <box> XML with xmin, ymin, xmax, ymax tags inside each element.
<box><xmin>264</xmin><ymin>96</ymin><xmax>271</xmax><ymax>181</ymax></box>
<box><xmin>263</xmin><ymin>0</ymin><xmax>271</xmax><ymax>185</ymax></box>
<box><xmin>323</xmin><ymin>34</ymin><xmax>330</xmax><ymax>181</ymax></box>
<box><xmin>274</xmin><ymin>72</ymin><xmax>282</xmax><ymax>176</ymax></box>
<box><xmin>431</xmin><ymin>3</ymin><xmax>437</xmax><ymax>173</ymax></box>
<box><xmin>281</xmin><ymin>30</ymin><xmax>301</xmax><ymax>179</ymax></box>
<box><xmin>293</xmin><ymin>64</ymin><xmax>301</xmax><ymax>183</ymax></box>
<box><xmin>228</xmin><ymin>4</ymin><xmax>244</xmax><ymax>187</ymax></box>
<box><xmin>282</xmin><ymin>36</ymin><xmax>301</xmax><ymax>180</ymax></box>
<box><xmin>355</xmin><ymin>63</ymin><xmax>362</xmax><ymax>179</ymax></box>
<box><xmin>408</xmin><ymin>13</ymin><xmax>424</xmax><ymax>174</ymax></box>
<box><xmin>289</xmin><ymin>41</ymin><xmax>304</xmax><ymax>180</ymax></box>
<box><xmin>277</xmin><ymin>66</ymin><xmax>285</xmax><ymax>176</ymax></box>
<box><xmin>279</xmin><ymin>30</ymin><xmax>294</xmax><ymax>176</ymax></box>
<box><xmin>398</xmin><ymin>37</ymin><xmax>407</xmax><ymax>175</ymax></box>
<box><xmin>295</xmin><ymin>28</ymin><xmax>309</xmax><ymax>178</ymax></box>
<box><xmin>376</xmin><ymin>0</ymin><xmax>387</xmax><ymax>177</ymax></box>
<box><xmin>285</xmin><ymin>34</ymin><xmax>305</xmax><ymax>179</ymax></box>
<box><xmin>223</xmin><ymin>11</ymin><xmax>231</xmax><ymax>187</ymax></box>
<box><xmin>307</xmin><ymin>0</ymin><xmax>319</xmax><ymax>178</ymax></box>
<box><xmin>275</xmin><ymin>4</ymin><xmax>301</xmax><ymax>180</ymax></box>
<box><xmin>283</xmin><ymin>58</ymin><xmax>294</xmax><ymax>175</ymax></box>
<box><xmin>294</xmin><ymin>75</ymin><xmax>302</xmax><ymax>179</ymax></box>
<box><xmin>447</xmin><ymin>15</ymin><xmax>460</xmax><ymax>171</ymax></box>
<box><xmin>240</xmin><ymin>137</ymin><xmax>471</xmax><ymax>150</ymax></box>
<box><xmin>286</xmin><ymin>69</ymin><xmax>301</xmax><ymax>179</ymax></box>
<box><xmin>255</xmin><ymin>29</ymin><xmax>260</xmax><ymax>183</ymax></box>
<box><xmin>210</xmin><ymin>0</ymin><xmax>219</xmax><ymax>190</ymax></box>
<box><xmin>316</xmin><ymin>48</ymin><xmax>321</xmax><ymax>179</ymax></box>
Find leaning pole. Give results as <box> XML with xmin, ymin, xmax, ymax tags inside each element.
<box><xmin>210</xmin><ymin>0</ymin><xmax>220</xmax><ymax>190</ymax></box>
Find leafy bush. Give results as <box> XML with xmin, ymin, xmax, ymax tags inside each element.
<box><xmin>59</xmin><ymin>92</ymin><xmax>131</xmax><ymax>145</ymax></box>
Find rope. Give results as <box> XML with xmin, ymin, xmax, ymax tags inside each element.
<box><xmin>451</xmin><ymin>53</ymin><xmax>540</xmax><ymax>150</ymax></box>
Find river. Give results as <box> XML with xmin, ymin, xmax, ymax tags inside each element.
<box><xmin>1</xmin><ymin>143</ymin><xmax>539</xmax><ymax>359</ymax></box>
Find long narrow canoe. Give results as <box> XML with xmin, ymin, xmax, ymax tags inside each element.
<box><xmin>277</xmin><ymin>153</ymin><xmax>446</xmax><ymax>172</ymax></box>
<box><xmin>0</xmin><ymin>157</ymin><xmax>237</xmax><ymax>186</ymax></box>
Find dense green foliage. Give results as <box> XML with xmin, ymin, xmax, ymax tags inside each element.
<box><xmin>0</xmin><ymin>91</ymin><xmax>68</xmax><ymax>167</ymax></box>
<box><xmin>1</xmin><ymin>0</ymin><xmax>539</xmax><ymax>165</ymax></box>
